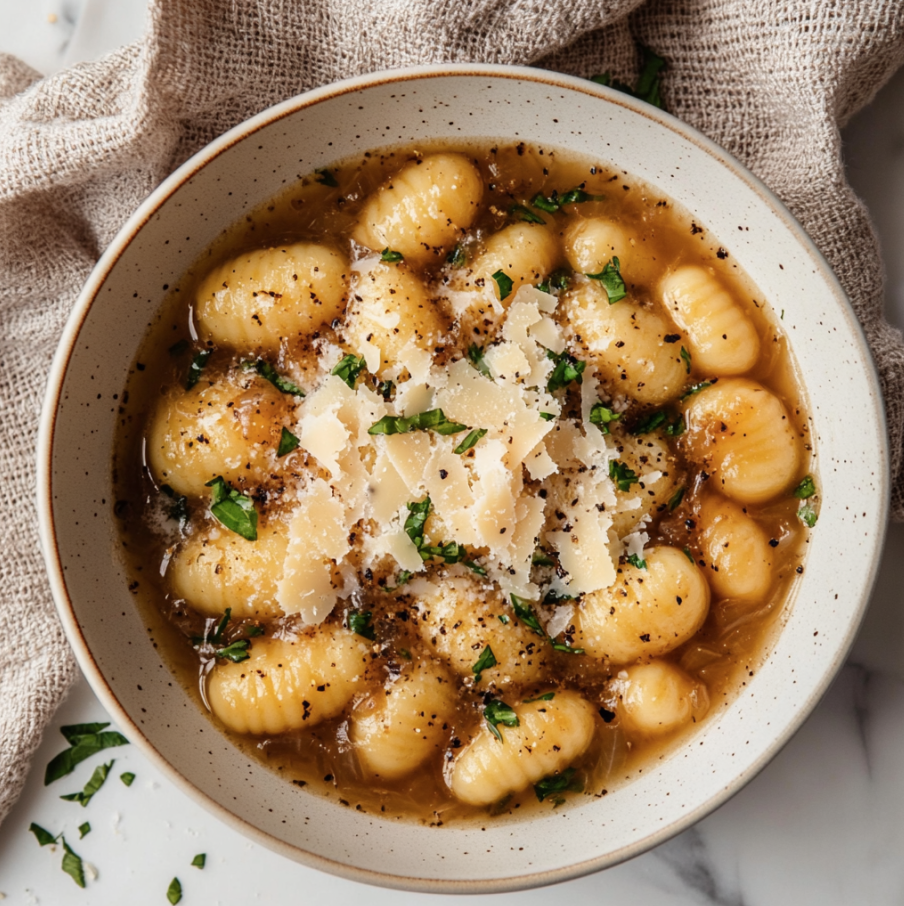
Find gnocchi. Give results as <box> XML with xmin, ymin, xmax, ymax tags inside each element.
<box><xmin>611</xmin><ymin>661</ymin><xmax>706</xmax><ymax>736</ymax></box>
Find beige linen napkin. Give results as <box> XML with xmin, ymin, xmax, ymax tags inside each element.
<box><xmin>1</xmin><ymin>0</ymin><xmax>902</xmax><ymax>825</ymax></box>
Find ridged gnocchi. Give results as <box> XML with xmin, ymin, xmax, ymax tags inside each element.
<box><xmin>465</xmin><ymin>223</ymin><xmax>558</xmax><ymax>303</ymax></box>
<box><xmin>449</xmin><ymin>691</ymin><xmax>596</xmax><ymax>806</ymax></box>
<box><xmin>195</xmin><ymin>243</ymin><xmax>348</xmax><ymax>352</ymax></box>
<box><xmin>350</xmin><ymin>660</ymin><xmax>457</xmax><ymax>780</ymax></box>
<box><xmin>661</xmin><ymin>265</ymin><xmax>760</xmax><ymax>375</ymax></box>
<box><xmin>207</xmin><ymin>628</ymin><xmax>369</xmax><ymax>735</ymax></box>
<box><xmin>612</xmin><ymin>661</ymin><xmax>706</xmax><ymax>736</ymax></box>
<box><xmin>354</xmin><ymin>153</ymin><xmax>483</xmax><ymax>263</ymax></box>
<box><xmin>574</xmin><ymin>546</ymin><xmax>710</xmax><ymax>663</ymax></box>
<box><xmin>146</xmin><ymin>373</ymin><xmax>290</xmax><ymax>497</ymax></box>
<box><xmin>168</xmin><ymin>522</ymin><xmax>287</xmax><ymax>619</ymax></box>
<box><xmin>683</xmin><ymin>378</ymin><xmax>800</xmax><ymax>504</ymax></box>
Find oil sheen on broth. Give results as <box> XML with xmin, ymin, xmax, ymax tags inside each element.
<box><xmin>113</xmin><ymin>141</ymin><xmax>815</xmax><ymax>825</ymax></box>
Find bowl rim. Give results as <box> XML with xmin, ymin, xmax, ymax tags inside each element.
<box><xmin>36</xmin><ymin>61</ymin><xmax>890</xmax><ymax>893</ymax></box>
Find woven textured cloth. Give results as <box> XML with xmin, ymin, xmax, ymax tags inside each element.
<box><xmin>1</xmin><ymin>0</ymin><xmax>903</xmax><ymax>825</ymax></box>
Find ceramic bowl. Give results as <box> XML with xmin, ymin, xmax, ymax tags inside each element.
<box><xmin>37</xmin><ymin>64</ymin><xmax>888</xmax><ymax>892</ymax></box>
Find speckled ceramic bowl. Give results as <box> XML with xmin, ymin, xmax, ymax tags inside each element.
<box><xmin>37</xmin><ymin>64</ymin><xmax>888</xmax><ymax>892</ymax></box>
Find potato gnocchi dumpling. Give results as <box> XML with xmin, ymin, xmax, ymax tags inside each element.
<box><xmin>195</xmin><ymin>243</ymin><xmax>348</xmax><ymax>352</ymax></box>
<box><xmin>354</xmin><ymin>153</ymin><xmax>483</xmax><ymax>264</ymax></box>
<box><xmin>118</xmin><ymin>138</ymin><xmax>812</xmax><ymax>824</ymax></box>
<box><xmin>449</xmin><ymin>691</ymin><xmax>596</xmax><ymax>806</ymax></box>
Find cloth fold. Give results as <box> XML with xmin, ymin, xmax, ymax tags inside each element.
<box><xmin>1</xmin><ymin>0</ymin><xmax>902</xmax><ymax>826</ymax></box>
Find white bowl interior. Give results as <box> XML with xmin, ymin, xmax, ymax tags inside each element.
<box><xmin>39</xmin><ymin>66</ymin><xmax>888</xmax><ymax>892</ymax></box>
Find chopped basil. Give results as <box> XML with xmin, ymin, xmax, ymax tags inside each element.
<box><xmin>609</xmin><ymin>460</ymin><xmax>639</xmax><ymax>492</ymax></box>
<box><xmin>387</xmin><ymin>570</ymin><xmax>413</xmax><ymax>591</ymax></box>
<box><xmin>631</xmin><ymin>410</ymin><xmax>667</xmax><ymax>435</ymax></box>
<box><xmin>546</xmin><ymin>349</ymin><xmax>586</xmax><ymax>393</ymax></box>
<box><xmin>681</xmin><ymin>379</ymin><xmax>715</xmax><ymax>399</ymax></box>
<box><xmin>509</xmin><ymin>203</ymin><xmax>546</xmax><ymax>224</ymax></box>
<box><xmin>399</xmin><ymin>648</ymin><xmax>412</xmax><ymax>660</ymax></box>
<box><xmin>680</xmin><ymin>346</ymin><xmax>692</xmax><ymax>374</ymax></box>
<box><xmin>192</xmin><ymin>853</ymin><xmax>206</xmax><ymax>869</ymax></box>
<box><xmin>794</xmin><ymin>475</ymin><xmax>816</xmax><ymax>499</ymax></box>
<box><xmin>168</xmin><ymin>339</ymin><xmax>189</xmax><ymax>357</ymax></box>
<box><xmin>244</xmin><ymin>359</ymin><xmax>305</xmax><ymax>396</ymax></box>
<box><xmin>277</xmin><ymin>426</ymin><xmax>300</xmax><ymax>457</ymax></box>
<box><xmin>245</xmin><ymin>624</ymin><xmax>265</xmax><ymax>637</ymax></box>
<box><xmin>472</xmin><ymin>645</ymin><xmax>497</xmax><ymax>683</ymax></box>
<box><xmin>543</xmin><ymin>587</ymin><xmax>576</xmax><ymax>605</ymax></box>
<box><xmin>589</xmin><ymin>402</ymin><xmax>621</xmax><ymax>434</ymax></box>
<box><xmin>550</xmin><ymin>640</ymin><xmax>585</xmax><ymax>655</ymax></box>
<box><xmin>315</xmin><ymin>167</ymin><xmax>338</xmax><ymax>187</ymax></box>
<box><xmin>531</xmin><ymin>192</ymin><xmax>560</xmax><ymax>213</ymax></box>
<box><xmin>215</xmin><ymin>639</ymin><xmax>250</xmax><ymax>663</ymax></box>
<box><xmin>167</xmin><ymin>877</ymin><xmax>183</xmax><ymax>905</ymax></box>
<box><xmin>45</xmin><ymin>724</ymin><xmax>129</xmax><ymax>786</ymax></box>
<box><xmin>377</xmin><ymin>379</ymin><xmax>395</xmax><ymax>400</ymax></box>
<box><xmin>534</xmin><ymin>767</ymin><xmax>583</xmax><ymax>803</ymax></box>
<box><xmin>484</xmin><ymin>699</ymin><xmax>520</xmax><ymax>742</ymax></box>
<box><xmin>186</xmin><ymin>349</ymin><xmax>211</xmax><ymax>390</ymax></box>
<box><xmin>530</xmin><ymin>188</ymin><xmax>602</xmax><ymax>213</ymax></box>
<box><xmin>559</xmin><ymin>187</ymin><xmax>604</xmax><ymax>205</ymax></box>
<box><xmin>60</xmin><ymin>759</ymin><xmax>114</xmax><ymax>807</ymax></box>
<box><xmin>524</xmin><ymin>692</ymin><xmax>555</xmax><ymax>703</ymax></box>
<box><xmin>453</xmin><ymin>428</ymin><xmax>487</xmax><ymax>454</ymax></box>
<box><xmin>62</xmin><ymin>840</ymin><xmax>86</xmax><ymax>888</ymax></box>
<box><xmin>78</xmin><ymin>822</ymin><xmax>91</xmax><ymax>839</ymax></box>
<box><xmin>491</xmin><ymin>269</ymin><xmax>514</xmax><ymax>301</ymax></box>
<box><xmin>347</xmin><ymin>609</ymin><xmax>376</xmax><ymax>641</ymax></box>
<box><xmin>369</xmin><ymin>408</ymin><xmax>468</xmax><ymax>437</ymax></box>
<box><xmin>626</xmin><ymin>553</ymin><xmax>647</xmax><ymax>569</ymax></box>
<box><xmin>205</xmin><ymin>476</ymin><xmax>258</xmax><ymax>540</ymax></box>
<box><xmin>160</xmin><ymin>484</ymin><xmax>189</xmax><ymax>527</ymax></box>
<box><xmin>211</xmin><ymin>608</ymin><xmax>231</xmax><ymax>644</ymax></box>
<box><xmin>586</xmin><ymin>256</ymin><xmax>626</xmax><ymax>304</ymax></box>
<box><xmin>447</xmin><ymin>243</ymin><xmax>467</xmax><ymax>267</ymax></box>
<box><xmin>498</xmin><ymin>614</ymin><xmax>510</xmax><ymax>624</ymax></box>
<box><xmin>536</xmin><ymin>269</ymin><xmax>572</xmax><ymax>295</ymax></box>
<box><xmin>683</xmin><ymin>546</ymin><xmax>694</xmax><ymax>563</ymax></box>
<box><xmin>668</xmin><ymin>486</ymin><xmax>685</xmax><ymax>511</ymax></box>
<box><xmin>465</xmin><ymin>559</ymin><xmax>487</xmax><ymax>576</ymax></box>
<box><xmin>29</xmin><ymin>823</ymin><xmax>57</xmax><ymax>847</ymax></box>
<box><xmin>664</xmin><ymin>415</ymin><xmax>686</xmax><ymax>437</ymax></box>
<box><xmin>331</xmin><ymin>353</ymin><xmax>368</xmax><ymax>388</ymax></box>
<box><xmin>798</xmin><ymin>503</ymin><xmax>818</xmax><ymax>528</ymax></box>
<box><xmin>539</xmin><ymin>411</ymin><xmax>555</xmax><ymax>421</ymax></box>
<box><xmin>402</xmin><ymin>497</ymin><xmax>483</xmax><ymax>573</ymax></box>
<box><xmin>120</xmin><ymin>772</ymin><xmax>136</xmax><ymax>787</ymax></box>
<box><xmin>380</xmin><ymin>248</ymin><xmax>404</xmax><ymax>263</ymax></box>
<box><xmin>404</xmin><ymin>497</ymin><xmax>431</xmax><ymax>548</ymax></box>
<box><xmin>467</xmin><ymin>344</ymin><xmax>492</xmax><ymax>377</ymax></box>
<box><xmin>510</xmin><ymin>594</ymin><xmax>546</xmax><ymax>638</ymax></box>
<box><xmin>531</xmin><ymin>550</ymin><xmax>555</xmax><ymax>568</ymax></box>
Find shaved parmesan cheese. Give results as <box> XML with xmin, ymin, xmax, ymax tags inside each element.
<box><xmin>524</xmin><ymin>442</ymin><xmax>557</xmax><ymax>481</ymax></box>
<box><xmin>546</xmin><ymin>603</ymin><xmax>575</xmax><ymax>639</ymax></box>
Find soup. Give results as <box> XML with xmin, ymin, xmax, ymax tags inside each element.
<box><xmin>113</xmin><ymin>140</ymin><xmax>814</xmax><ymax>824</ymax></box>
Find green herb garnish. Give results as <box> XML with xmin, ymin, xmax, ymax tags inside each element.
<box><xmin>277</xmin><ymin>426</ymin><xmax>300</xmax><ymax>457</ymax></box>
<box><xmin>531</xmin><ymin>188</ymin><xmax>602</xmax><ymax>213</ymax></box>
<box><xmin>626</xmin><ymin>553</ymin><xmax>647</xmax><ymax>569</ymax></box>
<box><xmin>61</xmin><ymin>759</ymin><xmax>114</xmax><ymax>807</ymax></box>
<box><xmin>205</xmin><ymin>476</ymin><xmax>258</xmax><ymax>540</ymax></box>
<box><xmin>681</xmin><ymin>379</ymin><xmax>715</xmax><ymax>400</ymax></box>
<box><xmin>332</xmin><ymin>353</ymin><xmax>368</xmax><ymax>388</ymax></box>
<box><xmin>539</xmin><ymin>411</ymin><xmax>555</xmax><ymax>421</ymax></box>
<box><xmin>29</xmin><ymin>823</ymin><xmax>57</xmax><ymax>846</ymax></box>
<box><xmin>534</xmin><ymin>767</ymin><xmax>583</xmax><ymax>802</ymax></box>
<box><xmin>347</xmin><ymin>609</ymin><xmax>376</xmax><ymax>641</ymax></box>
<box><xmin>453</xmin><ymin>428</ymin><xmax>487</xmax><ymax>454</ymax></box>
<box><xmin>683</xmin><ymin>547</ymin><xmax>694</xmax><ymax>563</ymax></box>
<box><xmin>668</xmin><ymin>487</ymin><xmax>685</xmax><ymax>511</ymax></box>
<box><xmin>632</xmin><ymin>410</ymin><xmax>666</xmax><ymax>435</ymax></box>
<box><xmin>491</xmin><ymin>269</ymin><xmax>514</xmax><ymax>301</ymax></box>
<box><xmin>467</xmin><ymin>344</ymin><xmax>492</xmax><ymax>377</ymax></box>
<box><xmin>794</xmin><ymin>475</ymin><xmax>816</xmax><ymax>499</ymax></box>
<box><xmin>387</xmin><ymin>570</ymin><xmax>413</xmax><ymax>591</ymax></box>
<box><xmin>160</xmin><ymin>484</ymin><xmax>189</xmax><ymax>527</ymax></box>
<box><xmin>484</xmin><ymin>699</ymin><xmax>520</xmax><ymax>742</ymax></box>
<box><xmin>377</xmin><ymin>379</ymin><xmax>395</xmax><ymax>400</ymax></box>
<box><xmin>167</xmin><ymin>877</ymin><xmax>183</xmax><ymax>904</ymax></box>
<box><xmin>120</xmin><ymin>772</ymin><xmax>136</xmax><ymax>787</ymax></box>
<box><xmin>590</xmin><ymin>45</ymin><xmax>668</xmax><ymax>111</ymax></box>
<box><xmin>498</xmin><ymin>614</ymin><xmax>510</xmax><ymax>624</ymax></box>
<box><xmin>798</xmin><ymin>503</ymin><xmax>818</xmax><ymax>528</ymax></box>
<box><xmin>546</xmin><ymin>349</ymin><xmax>586</xmax><ymax>393</ymax></box>
<box><xmin>664</xmin><ymin>415</ymin><xmax>686</xmax><ymax>437</ymax></box>
<box><xmin>609</xmin><ymin>459</ymin><xmax>639</xmax><ymax>492</ymax></box>
<box><xmin>192</xmin><ymin>853</ymin><xmax>206</xmax><ymax>869</ymax></box>
<box><xmin>586</xmin><ymin>256</ymin><xmax>626</xmax><ymax>304</ymax></box>
<box><xmin>510</xmin><ymin>594</ymin><xmax>546</xmax><ymax>638</ymax></box>
<box><xmin>536</xmin><ymin>269</ymin><xmax>572</xmax><ymax>295</ymax></box>
<box><xmin>531</xmin><ymin>550</ymin><xmax>555</xmax><ymax>568</ymax></box>
<box><xmin>244</xmin><ymin>359</ymin><xmax>305</xmax><ymax>396</ymax></box>
<box><xmin>369</xmin><ymin>408</ymin><xmax>468</xmax><ymax>437</ymax></box>
<box><xmin>680</xmin><ymin>346</ymin><xmax>692</xmax><ymax>374</ymax></box>
<box><xmin>472</xmin><ymin>645</ymin><xmax>497</xmax><ymax>684</ymax></box>
<box><xmin>78</xmin><ymin>822</ymin><xmax>91</xmax><ymax>839</ymax></box>
<box><xmin>215</xmin><ymin>639</ymin><xmax>251</xmax><ymax>663</ymax></box>
<box><xmin>315</xmin><ymin>167</ymin><xmax>338</xmax><ymax>187</ymax></box>
<box><xmin>186</xmin><ymin>349</ymin><xmax>211</xmax><ymax>390</ymax></box>
<box><xmin>45</xmin><ymin>724</ymin><xmax>129</xmax><ymax>786</ymax></box>
<box><xmin>62</xmin><ymin>840</ymin><xmax>86</xmax><ymax>888</ymax></box>
<box><xmin>589</xmin><ymin>402</ymin><xmax>621</xmax><ymax>434</ymax></box>
<box><xmin>509</xmin><ymin>204</ymin><xmax>546</xmax><ymax>224</ymax></box>
<box><xmin>550</xmin><ymin>640</ymin><xmax>585</xmax><ymax>655</ymax></box>
<box><xmin>402</xmin><ymin>498</ymin><xmax>484</xmax><ymax>574</ymax></box>
<box><xmin>543</xmin><ymin>587</ymin><xmax>576</xmax><ymax>605</ymax></box>
<box><xmin>404</xmin><ymin>497</ymin><xmax>431</xmax><ymax>548</ymax></box>
<box><xmin>524</xmin><ymin>692</ymin><xmax>555</xmax><ymax>703</ymax></box>
<box><xmin>447</xmin><ymin>243</ymin><xmax>467</xmax><ymax>267</ymax></box>
<box><xmin>380</xmin><ymin>248</ymin><xmax>404</xmax><ymax>263</ymax></box>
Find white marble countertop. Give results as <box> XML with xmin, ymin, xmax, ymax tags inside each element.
<box><xmin>3</xmin><ymin>2</ymin><xmax>904</xmax><ymax>903</ymax></box>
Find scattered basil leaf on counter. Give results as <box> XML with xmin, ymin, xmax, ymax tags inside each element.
<box><xmin>447</xmin><ymin>243</ymin><xmax>467</xmax><ymax>267</ymax></box>
<box><xmin>510</xmin><ymin>595</ymin><xmax>546</xmax><ymax>638</ymax></box>
<box><xmin>61</xmin><ymin>759</ymin><xmax>114</xmax><ymax>807</ymax></box>
<box><xmin>120</xmin><ymin>772</ymin><xmax>136</xmax><ymax>787</ymax></box>
<box><xmin>168</xmin><ymin>339</ymin><xmax>189</xmax><ymax>357</ymax></box>
<box><xmin>546</xmin><ymin>349</ymin><xmax>586</xmax><ymax>393</ymax></box>
<box><xmin>524</xmin><ymin>692</ymin><xmax>555</xmax><ymax>703</ymax></box>
<box><xmin>453</xmin><ymin>428</ymin><xmax>487</xmax><ymax>454</ymax></box>
<box><xmin>380</xmin><ymin>248</ymin><xmax>404</xmax><ymax>263</ymax></box>
<box><xmin>45</xmin><ymin>726</ymin><xmax>129</xmax><ymax>786</ymax></box>
<box><xmin>609</xmin><ymin>460</ymin><xmax>639</xmax><ymax>492</ymax></box>
<box><xmin>29</xmin><ymin>823</ymin><xmax>57</xmax><ymax>846</ymax></box>
<box><xmin>185</xmin><ymin>349</ymin><xmax>211</xmax><ymax>390</ymax></box>
<box><xmin>794</xmin><ymin>475</ymin><xmax>816</xmax><ymax>499</ymax></box>
<box><xmin>205</xmin><ymin>476</ymin><xmax>258</xmax><ymax>541</ymax></box>
<box><xmin>534</xmin><ymin>767</ymin><xmax>583</xmax><ymax>802</ymax></box>
<box><xmin>215</xmin><ymin>639</ymin><xmax>250</xmax><ymax>663</ymax></box>
<box><xmin>331</xmin><ymin>353</ymin><xmax>368</xmax><ymax>388</ymax></box>
<box><xmin>798</xmin><ymin>503</ymin><xmax>818</xmax><ymax>528</ymax></box>
<box><xmin>167</xmin><ymin>876</ymin><xmax>183</xmax><ymax>904</ymax></box>
<box><xmin>590</xmin><ymin>45</ymin><xmax>668</xmax><ymax>111</ymax></box>
<box><xmin>467</xmin><ymin>344</ymin><xmax>492</xmax><ymax>377</ymax></box>
<box><xmin>531</xmin><ymin>550</ymin><xmax>555</xmax><ymax>568</ymax></box>
<box><xmin>160</xmin><ymin>484</ymin><xmax>189</xmax><ymax>527</ymax></box>
<box><xmin>472</xmin><ymin>645</ymin><xmax>497</xmax><ymax>683</ymax></box>
<box><xmin>586</xmin><ymin>256</ymin><xmax>626</xmax><ymax>304</ymax></box>
<box><xmin>348</xmin><ymin>610</ymin><xmax>376</xmax><ymax>641</ymax></box>
<box><xmin>631</xmin><ymin>410</ymin><xmax>667</xmax><ymax>435</ymax></box>
<box><xmin>78</xmin><ymin>822</ymin><xmax>91</xmax><ymax>838</ymax></box>
<box><xmin>589</xmin><ymin>402</ymin><xmax>621</xmax><ymax>433</ymax></box>
<box><xmin>491</xmin><ymin>269</ymin><xmax>514</xmax><ymax>301</ymax></box>
<box><xmin>509</xmin><ymin>203</ymin><xmax>545</xmax><ymax>224</ymax></box>
<box><xmin>681</xmin><ymin>379</ymin><xmax>715</xmax><ymax>400</ymax></box>
<box><xmin>680</xmin><ymin>345</ymin><xmax>692</xmax><ymax>374</ymax></box>
<box><xmin>315</xmin><ymin>167</ymin><xmax>338</xmax><ymax>187</ymax></box>
<box><xmin>668</xmin><ymin>487</ymin><xmax>685</xmax><ymax>511</ymax></box>
<box><xmin>62</xmin><ymin>840</ymin><xmax>86</xmax><ymax>888</ymax></box>
<box><xmin>626</xmin><ymin>553</ymin><xmax>647</xmax><ymax>570</ymax></box>
<box><xmin>369</xmin><ymin>408</ymin><xmax>468</xmax><ymax>437</ymax></box>
<box><xmin>192</xmin><ymin>853</ymin><xmax>206</xmax><ymax>869</ymax></box>
<box><xmin>484</xmin><ymin>699</ymin><xmax>520</xmax><ymax>742</ymax></box>
<box><xmin>277</xmin><ymin>426</ymin><xmax>300</xmax><ymax>457</ymax></box>
<box><xmin>244</xmin><ymin>359</ymin><xmax>305</xmax><ymax>396</ymax></box>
